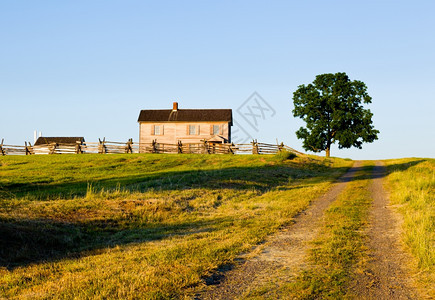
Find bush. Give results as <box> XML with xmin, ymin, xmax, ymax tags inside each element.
<box><xmin>275</xmin><ymin>150</ymin><xmax>297</xmax><ymax>161</ymax></box>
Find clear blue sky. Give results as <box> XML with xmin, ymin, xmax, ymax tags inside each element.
<box><xmin>1</xmin><ymin>1</ymin><xmax>434</xmax><ymax>159</ymax></box>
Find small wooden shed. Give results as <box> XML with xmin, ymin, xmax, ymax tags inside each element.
<box><xmin>33</xmin><ymin>137</ymin><xmax>85</xmax><ymax>154</ymax></box>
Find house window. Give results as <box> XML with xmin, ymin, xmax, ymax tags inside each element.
<box><xmin>189</xmin><ymin>125</ymin><xmax>197</xmax><ymax>135</ymax></box>
<box><xmin>154</xmin><ymin>125</ymin><xmax>162</xmax><ymax>135</ymax></box>
<box><xmin>213</xmin><ymin>125</ymin><xmax>220</xmax><ymax>135</ymax></box>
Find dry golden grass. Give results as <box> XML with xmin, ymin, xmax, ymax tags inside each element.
<box><xmin>383</xmin><ymin>158</ymin><xmax>434</xmax><ymax>297</ymax></box>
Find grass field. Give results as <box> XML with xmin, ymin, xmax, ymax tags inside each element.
<box><xmin>383</xmin><ymin>158</ymin><xmax>434</xmax><ymax>295</ymax></box>
<box><xmin>0</xmin><ymin>153</ymin><xmax>352</xmax><ymax>299</ymax></box>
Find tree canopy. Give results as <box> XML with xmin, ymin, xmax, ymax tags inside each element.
<box><xmin>292</xmin><ymin>72</ymin><xmax>379</xmax><ymax>157</ymax></box>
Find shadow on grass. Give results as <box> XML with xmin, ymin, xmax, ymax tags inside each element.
<box><xmin>0</xmin><ymin>215</ymin><xmax>234</xmax><ymax>270</ymax></box>
<box><xmin>345</xmin><ymin>159</ymin><xmax>426</xmax><ymax>182</ymax></box>
<box><xmin>0</xmin><ymin>162</ymin><xmax>347</xmax><ymax>200</ymax></box>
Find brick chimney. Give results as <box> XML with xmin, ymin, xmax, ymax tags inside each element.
<box><xmin>173</xmin><ymin>102</ymin><xmax>178</xmax><ymax>111</ymax></box>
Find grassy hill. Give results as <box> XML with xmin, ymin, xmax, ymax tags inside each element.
<box><xmin>1</xmin><ymin>154</ymin><xmax>433</xmax><ymax>299</ymax></box>
<box><xmin>0</xmin><ymin>153</ymin><xmax>351</xmax><ymax>299</ymax></box>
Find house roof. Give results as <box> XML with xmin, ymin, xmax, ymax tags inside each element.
<box><xmin>137</xmin><ymin>109</ymin><xmax>232</xmax><ymax>124</ymax></box>
<box><xmin>34</xmin><ymin>137</ymin><xmax>85</xmax><ymax>146</ymax></box>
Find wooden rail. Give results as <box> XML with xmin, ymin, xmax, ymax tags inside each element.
<box><xmin>0</xmin><ymin>138</ymin><xmax>303</xmax><ymax>156</ymax></box>
<box><xmin>0</xmin><ymin>139</ymin><xmax>34</xmax><ymax>155</ymax></box>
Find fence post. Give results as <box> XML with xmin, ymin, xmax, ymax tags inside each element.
<box><xmin>203</xmin><ymin>141</ymin><xmax>210</xmax><ymax>154</ymax></box>
<box><xmin>48</xmin><ymin>143</ymin><xmax>57</xmax><ymax>154</ymax></box>
<box><xmin>252</xmin><ymin>139</ymin><xmax>259</xmax><ymax>154</ymax></box>
<box><xmin>228</xmin><ymin>143</ymin><xmax>234</xmax><ymax>154</ymax></box>
<box><xmin>75</xmin><ymin>141</ymin><xmax>83</xmax><ymax>154</ymax></box>
<box><xmin>0</xmin><ymin>139</ymin><xmax>5</xmax><ymax>156</ymax></box>
<box><xmin>278</xmin><ymin>142</ymin><xmax>284</xmax><ymax>152</ymax></box>
<box><xmin>152</xmin><ymin>139</ymin><xmax>157</xmax><ymax>153</ymax></box>
<box><xmin>125</xmin><ymin>138</ymin><xmax>133</xmax><ymax>154</ymax></box>
<box><xmin>25</xmin><ymin>142</ymin><xmax>33</xmax><ymax>155</ymax></box>
<box><xmin>98</xmin><ymin>138</ymin><xmax>106</xmax><ymax>154</ymax></box>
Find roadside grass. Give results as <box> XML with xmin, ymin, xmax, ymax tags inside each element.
<box><xmin>0</xmin><ymin>153</ymin><xmax>352</xmax><ymax>299</ymax></box>
<box><xmin>267</xmin><ymin>161</ymin><xmax>374</xmax><ymax>299</ymax></box>
<box><xmin>383</xmin><ymin>158</ymin><xmax>434</xmax><ymax>295</ymax></box>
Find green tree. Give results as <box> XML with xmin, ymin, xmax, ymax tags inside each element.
<box><xmin>292</xmin><ymin>72</ymin><xmax>379</xmax><ymax>157</ymax></box>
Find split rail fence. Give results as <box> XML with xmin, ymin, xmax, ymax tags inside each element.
<box><xmin>0</xmin><ymin>138</ymin><xmax>303</xmax><ymax>156</ymax></box>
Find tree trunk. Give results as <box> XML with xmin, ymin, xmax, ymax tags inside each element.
<box><xmin>326</xmin><ymin>129</ymin><xmax>332</xmax><ymax>158</ymax></box>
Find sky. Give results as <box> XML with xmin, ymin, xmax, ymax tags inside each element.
<box><xmin>1</xmin><ymin>0</ymin><xmax>434</xmax><ymax>159</ymax></box>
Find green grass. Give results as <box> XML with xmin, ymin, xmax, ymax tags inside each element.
<box><xmin>0</xmin><ymin>153</ymin><xmax>352</xmax><ymax>299</ymax></box>
<box><xmin>383</xmin><ymin>158</ymin><xmax>434</xmax><ymax>294</ymax></box>
<box><xmin>275</xmin><ymin>162</ymin><xmax>374</xmax><ymax>299</ymax></box>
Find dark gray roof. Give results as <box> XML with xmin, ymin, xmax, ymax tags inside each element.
<box><xmin>138</xmin><ymin>109</ymin><xmax>232</xmax><ymax>124</ymax></box>
<box><xmin>34</xmin><ymin>137</ymin><xmax>85</xmax><ymax>146</ymax></box>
